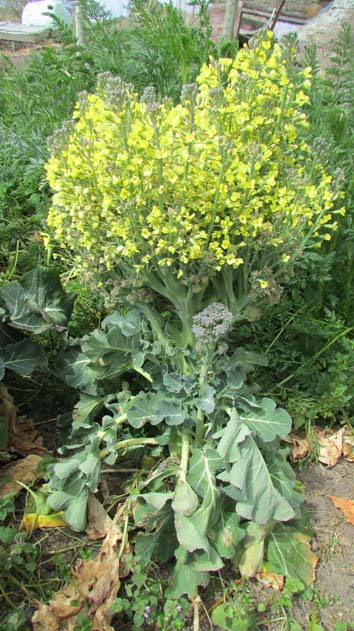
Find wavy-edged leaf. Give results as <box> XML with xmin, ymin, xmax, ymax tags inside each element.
<box><xmin>166</xmin><ymin>547</ymin><xmax>210</xmax><ymax>598</ymax></box>
<box><xmin>175</xmin><ymin>513</ymin><xmax>210</xmax><ymax>552</ymax></box>
<box><xmin>102</xmin><ymin>309</ymin><xmax>142</xmax><ymax>336</ymax></box>
<box><xmin>163</xmin><ymin>372</ymin><xmax>185</xmax><ymax>393</ymax></box>
<box><xmin>172</xmin><ymin>480</ymin><xmax>199</xmax><ymax>516</ymax></box>
<box><xmin>0</xmin><ymin>338</ymin><xmax>47</xmax><ymax>376</ymax></box>
<box><xmin>266</xmin><ymin>448</ymin><xmax>304</xmax><ymax>516</ymax></box>
<box><xmin>186</xmin><ymin>546</ymin><xmax>224</xmax><ymax>572</ymax></box>
<box><xmin>197</xmin><ymin>384</ymin><xmax>216</xmax><ymax>414</ymax></box>
<box><xmin>227</xmin><ymin>432</ymin><xmax>295</xmax><ymax>524</ymax></box>
<box><xmin>0</xmin><ymin>268</ymin><xmax>74</xmax><ymax>334</ymax></box>
<box><xmin>237</xmin><ymin>522</ymin><xmax>267</xmax><ymax>577</ymax></box>
<box><xmin>266</xmin><ymin>525</ymin><xmax>318</xmax><ymax>587</ymax></box>
<box><xmin>212</xmin><ymin>511</ymin><xmax>245</xmax><ymax>559</ymax></box>
<box><xmin>240</xmin><ymin>397</ymin><xmax>292</xmax><ymax>441</ymax></box>
<box><xmin>81</xmin><ymin>326</ymin><xmax>138</xmax><ymax>380</ymax></box>
<box><xmin>58</xmin><ymin>347</ymin><xmax>99</xmax><ymax>395</ymax></box>
<box><xmin>188</xmin><ymin>448</ymin><xmax>223</xmax><ymax>507</ymax></box>
<box><xmin>126</xmin><ymin>391</ymin><xmax>185</xmax><ymax>428</ymax></box>
<box><xmin>216</xmin><ymin>410</ymin><xmax>250</xmax><ymax>462</ymax></box>
<box><xmin>139</xmin><ymin>492</ymin><xmax>174</xmax><ymax>511</ymax></box>
<box><xmin>233</xmin><ymin>348</ymin><xmax>268</xmax><ymax>368</ymax></box>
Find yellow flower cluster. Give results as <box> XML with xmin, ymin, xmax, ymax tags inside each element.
<box><xmin>46</xmin><ymin>33</ymin><xmax>340</xmax><ymax>279</ymax></box>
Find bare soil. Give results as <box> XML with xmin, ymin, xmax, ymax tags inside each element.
<box><xmin>294</xmin><ymin>460</ymin><xmax>354</xmax><ymax>630</ymax></box>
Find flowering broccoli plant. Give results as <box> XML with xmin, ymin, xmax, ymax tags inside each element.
<box><xmin>45</xmin><ymin>34</ymin><xmax>324</xmax><ymax>600</ymax></box>
<box><xmin>45</xmin><ymin>32</ymin><xmax>342</xmax><ymax>346</ymax></box>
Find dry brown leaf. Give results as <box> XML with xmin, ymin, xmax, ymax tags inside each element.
<box><xmin>315</xmin><ymin>426</ymin><xmax>345</xmax><ymax>467</ymax></box>
<box><xmin>286</xmin><ymin>432</ymin><xmax>309</xmax><ymax>460</ymax></box>
<box><xmin>86</xmin><ymin>495</ymin><xmax>120</xmax><ymax>541</ymax></box>
<box><xmin>10</xmin><ymin>414</ymin><xmax>47</xmax><ymax>456</ymax></box>
<box><xmin>0</xmin><ymin>454</ymin><xmax>43</xmax><ymax>498</ymax></box>
<box><xmin>0</xmin><ymin>383</ymin><xmax>46</xmax><ymax>456</ymax></box>
<box><xmin>343</xmin><ymin>428</ymin><xmax>354</xmax><ymax>462</ymax></box>
<box><xmin>329</xmin><ymin>495</ymin><xmax>354</xmax><ymax>526</ymax></box>
<box><xmin>256</xmin><ymin>570</ymin><xmax>284</xmax><ymax>591</ymax></box>
<box><xmin>32</xmin><ymin>507</ymin><xmax>127</xmax><ymax>631</ymax></box>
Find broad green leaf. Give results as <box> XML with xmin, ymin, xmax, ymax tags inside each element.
<box><xmin>81</xmin><ymin>326</ymin><xmax>138</xmax><ymax>380</ymax></box>
<box><xmin>175</xmin><ymin>513</ymin><xmax>209</xmax><ymax>552</ymax></box>
<box><xmin>223</xmin><ymin>366</ymin><xmax>245</xmax><ymax>392</ymax></box>
<box><xmin>135</xmin><ymin>531</ymin><xmax>160</xmax><ymax>565</ymax></box>
<box><xmin>63</xmin><ymin>489</ymin><xmax>89</xmax><ymax>531</ymax></box>
<box><xmin>188</xmin><ymin>448</ymin><xmax>223</xmax><ymax>507</ymax></box>
<box><xmin>237</xmin><ymin>522</ymin><xmax>267</xmax><ymax>577</ymax></box>
<box><xmin>0</xmin><ymin>338</ymin><xmax>47</xmax><ymax>376</ymax></box>
<box><xmin>133</xmin><ymin>499</ymin><xmax>157</xmax><ymax>526</ymax></box>
<box><xmin>47</xmin><ymin>490</ymin><xmax>72</xmax><ymax>511</ymax></box>
<box><xmin>172</xmin><ymin>480</ymin><xmax>199</xmax><ymax>516</ymax></box>
<box><xmin>186</xmin><ymin>546</ymin><xmax>224</xmax><ymax>572</ymax></box>
<box><xmin>212</xmin><ymin>511</ymin><xmax>245</xmax><ymax>558</ymax></box>
<box><xmin>240</xmin><ymin>397</ymin><xmax>292</xmax><ymax>441</ymax></box>
<box><xmin>73</xmin><ymin>393</ymin><xmax>108</xmax><ymax>422</ymax></box>
<box><xmin>58</xmin><ymin>347</ymin><xmax>98</xmax><ymax>395</ymax></box>
<box><xmin>197</xmin><ymin>384</ymin><xmax>216</xmax><ymax>414</ymax></box>
<box><xmin>216</xmin><ymin>410</ymin><xmax>251</xmax><ymax>462</ymax></box>
<box><xmin>135</xmin><ymin>525</ymin><xmax>177</xmax><ymax>565</ymax></box>
<box><xmin>233</xmin><ymin>348</ymin><xmax>268</xmax><ymax>368</ymax></box>
<box><xmin>0</xmin><ymin>268</ymin><xmax>74</xmax><ymax>334</ymax></box>
<box><xmin>102</xmin><ymin>309</ymin><xmax>142</xmax><ymax>336</ymax></box>
<box><xmin>79</xmin><ymin>453</ymin><xmax>101</xmax><ymax>492</ymax></box>
<box><xmin>126</xmin><ymin>391</ymin><xmax>185</xmax><ymax>428</ymax></box>
<box><xmin>163</xmin><ymin>372</ymin><xmax>185</xmax><ymax>393</ymax></box>
<box><xmin>266</xmin><ymin>448</ymin><xmax>304</xmax><ymax>516</ymax></box>
<box><xmin>139</xmin><ymin>492</ymin><xmax>173</xmax><ymax>511</ymax></box>
<box><xmin>166</xmin><ymin>551</ymin><xmax>210</xmax><ymax>598</ymax></box>
<box><xmin>54</xmin><ymin>458</ymin><xmax>82</xmax><ymax>481</ymax></box>
<box><xmin>266</xmin><ymin>525</ymin><xmax>318</xmax><ymax>587</ymax></box>
<box><xmin>228</xmin><ymin>432</ymin><xmax>295</xmax><ymax>524</ymax></box>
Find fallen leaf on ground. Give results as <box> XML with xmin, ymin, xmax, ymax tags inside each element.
<box><xmin>329</xmin><ymin>495</ymin><xmax>354</xmax><ymax>526</ymax></box>
<box><xmin>286</xmin><ymin>426</ymin><xmax>346</xmax><ymax>467</ymax></box>
<box><xmin>0</xmin><ymin>454</ymin><xmax>43</xmax><ymax>498</ymax></box>
<box><xmin>256</xmin><ymin>570</ymin><xmax>284</xmax><ymax>590</ymax></box>
<box><xmin>32</xmin><ymin>505</ymin><xmax>128</xmax><ymax>631</ymax></box>
<box><xmin>343</xmin><ymin>428</ymin><xmax>354</xmax><ymax>462</ymax></box>
<box><xmin>286</xmin><ymin>432</ymin><xmax>309</xmax><ymax>460</ymax></box>
<box><xmin>317</xmin><ymin>427</ymin><xmax>345</xmax><ymax>467</ymax></box>
<box><xmin>22</xmin><ymin>512</ymin><xmax>67</xmax><ymax>532</ymax></box>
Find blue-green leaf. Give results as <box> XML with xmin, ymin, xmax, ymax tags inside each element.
<box><xmin>0</xmin><ymin>338</ymin><xmax>47</xmax><ymax>376</ymax></box>
<box><xmin>239</xmin><ymin>397</ymin><xmax>292</xmax><ymax>441</ymax></box>
<box><xmin>197</xmin><ymin>384</ymin><xmax>216</xmax><ymax>414</ymax></box>
<box><xmin>228</xmin><ymin>434</ymin><xmax>295</xmax><ymax>524</ymax></box>
<box><xmin>103</xmin><ymin>309</ymin><xmax>142</xmax><ymax>336</ymax></box>
<box><xmin>0</xmin><ymin>268</ymin><xmax>74</xmax><ymax>334</ymax></box>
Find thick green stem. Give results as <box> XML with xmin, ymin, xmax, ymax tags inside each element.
<box><xmin>194</xmin><ymin>360</ymin><xmax>209</xmax><ymax>447</ymax></box>
<box><xmin>100</xmin><ymin>437</ymin><xmax>158</xmax><ymax>461</ymax></box>
<box><xmin>179</xmin><ymin>432</ymin><xmax>190</xmax><ymax>482</ymax></box>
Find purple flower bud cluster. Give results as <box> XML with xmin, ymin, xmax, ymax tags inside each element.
<box><xmin>96</xmin><ymin>72</ymin><xmax>134</xmax><ymax>111</ymax></box>
<box><xmin>141</xmin><ymin>86</ymin><xmax>159</xmax><ymax>113</ymax></box>
<box><xmin>192</xmin><ymin>303</ymin><xmax>233</xmax><ymax>352</ymax></box>
<box><xmin>181</xmin><ymin>82</ymin><xmax>198</xmax><ymax>104</ymax></box>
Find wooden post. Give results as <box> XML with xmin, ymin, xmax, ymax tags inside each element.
<box><xmin>222</xmin><ymin>0</ymin><xmax>240</xmax><ymax>40</ymax></box>
<box><xmin>75</xmin><ymin>1</ymin><xmax>85</xmax><ymax>45</ymax></box>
